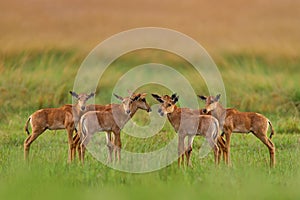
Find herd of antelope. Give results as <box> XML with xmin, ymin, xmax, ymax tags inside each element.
<box><xmin>24</xmin><ymin>91</ymin><xmax>276</xmax><ymax>168</ymax></box>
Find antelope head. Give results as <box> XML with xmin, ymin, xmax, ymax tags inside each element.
<box><xmin>132</xmin><ymin>93</ymin><xmax>152</xmax><ymax>112</ymax></box>
<box><xmin>114</xmin><ymin>92</ymin><xmax>152</xmax><ymax>114</ymax></box>
<box><xmin>151</xmin><ymin>93</ymin><xmax>179</xmax><ymax>116</ymax></box>
<box><xmin>70</xmin><ymin>91</ymin><xmax>95</xmax><ymax>111</ymax></box>
<box><xmin>198</xmin><ymin>94</ymin><xmax>221</xmax><ymax>114</ymax></box>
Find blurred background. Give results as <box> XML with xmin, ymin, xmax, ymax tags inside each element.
<box><xmin>1</xmin><ymin>0</ymin><xmax>299</xmax><ymax>56</ymax></box>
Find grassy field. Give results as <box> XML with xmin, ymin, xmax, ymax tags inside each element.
<box><xmin>0</xmin><ymin>50</ymin><xmax>300</xmax><ymax>200</ymax></box>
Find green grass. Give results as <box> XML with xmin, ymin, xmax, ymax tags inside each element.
<box><xmin>0</xmin><ymin>49</ymin><xmax>300</xmax><ymax>200</ymax></box>
<box><xmin>0</xmin><ymin>130</ymin><xmax>299</xmax><ymax>200</ymax></box>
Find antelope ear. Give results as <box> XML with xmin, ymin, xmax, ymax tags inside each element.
<box><xmin>127</xmin><ymin>89</ymin><xmax>133</xmax><ymax>95</ymax></box>
<box><xmin>88</xmin><ymin>92</ymin><xmax>95</xmax><ymax>99</ymax></box>
<box><xmin>140</xmin><ymin>93</ymin><xmax>147</xmax><ymax>99</ymax></box>
<box><xmin>171</xmin><ymin>93</ymin><xmax>177</xmax><ymax>100</ymax></box>
<box><xmin>70</xmin><ymin>91</ymin><xmax>79</xmax><ymax>98</ymax></box>
<box><xmin>132</xmin><ymin>94</ymin><xmax>141</xmax><ymax>101</ymax></box>
<box><xmin>173</xmin><ymin>95</ymin><xmax>179</xmax><ymax>104</ymax></box>
<box><xmin>113</xmin><ymin>93</ymin><xmax>123</xmax><ymax>101</ymax></box>
<box><xmin>215</xmin><ymin>94</ymin><xmax>221</xmax><ymax>101</ymax></box>
<box><xmin>151</xmin><ymin>94</ymin><xmax>164</xmax><ymax>103</ymax></box>
<box><xmin>198</xmin><ymin>95</ymin><xmax>207</xmax><ymax>101</ymax></box>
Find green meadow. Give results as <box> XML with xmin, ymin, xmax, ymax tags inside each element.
<box><xmin>0</xmin><ymin>50</ymin><xmax>299</xmax><ymax>200</ymax></box>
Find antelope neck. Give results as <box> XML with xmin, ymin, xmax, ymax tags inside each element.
<box><xmin>211</xmin><ymin>102</ymin><xmax>226</xmax><ymax>123</ymax></box>
<box><xmin>167</xmin><ymin>105</ymin><xmax>181</xmax><ymax>124</ymax></box>
<box><xmin>129</xmin><ymin>102</ymin><xmax>139</xmax><ymax>117</ymax></box>
<box><xmin>115</xmin><ymin>102</ymin><xmax>139</xmax><ymax>127</ymax></box>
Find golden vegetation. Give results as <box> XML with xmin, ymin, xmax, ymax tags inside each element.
<box><xmin>0</xmin><ymin>0</ymin><xmax>299</xmax><ymax>55</ymax></box>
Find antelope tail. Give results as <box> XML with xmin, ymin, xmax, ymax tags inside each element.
<box><xmin>24</xmin><ymin>117</ymin><xmax>31</xmax><ymax>135</ymax></box>
<box><xmin>213</xmin><ymin>119</ymin><xmax>226</xmax><ymax>151</ymax></box>
<box><xmin>217</xmin><ymin>135</ymin><xmax>226</xmax><ymax>151</ymax></box>
<box><xmin>268</xmin><ymin>120</ymin><xmax>275</xmax><ymax>139</ymax></box>
<box><xmin>213</xmin><ymin>118</ymin><xmax>220</xmax><ymax>140</ymax></box>
<box><xmin>78</xmin><ymin>117</ymin><xmax>86</xmax><ymax>139</ymax></box>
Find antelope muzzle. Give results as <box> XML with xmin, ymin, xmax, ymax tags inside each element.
<box><xmin>158</xmin><ymin>108</ymin><xmax>164</xmax><ymax>116</ymax></box>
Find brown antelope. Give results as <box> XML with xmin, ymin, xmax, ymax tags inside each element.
<box><xmin>24</xmin><ymin>91</ymin><xmax>95</xmax><ymax>162</ymax></box>
<box><xmin>198</xmin><ymin>94</ymin><xmax>276</xmax><ymax>167</ymax></box>
<box><xmin>78</xmin><ymin>93</ymin><xmax>151</xmax><ymax>164</ymax></box>
<box><xmin>71</xmin><ymin>93</ymin><xmax>140</xmax><ymax>161</ymax></box>
<box><xmin>152</xmin><ymin>93</ymin><xmax>224</xmax><ymax>167</ymax></box>
<box><xmin>71</xmin><ymin>103</ymin><xmax>112</xmax><ymax>161</ymax></box>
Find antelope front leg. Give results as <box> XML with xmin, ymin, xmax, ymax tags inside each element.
<box><xmin>105</xmin><ymin>131</ymin><xmax>114</xmax><ymax>163</ymax></box>
<box><xmin>177</xmin><ymin>134</ymin><xmax>185</xmax><ymax>167</ymax></box>
<box><xmin>185</xmin><ymin>135</ymin><xmax>195</xmax><ymax>167</ymax></box>
<box><xmin>211</xmin><ymin>140</ymin><xmax>220</xmax><ymax>166</ymax></box>
<box><xmin>220</xmin><ymin>136</ymin><xmax>227</xmax><ymax>164</ymax></box>
<box><xmin>80</xmin><ymin>141</ymin><xmax>86</xmax><ymax>165</ymax></box>
<box><xmin>80</xmin><ymin>134</ymin><xmax>91</xmax><ymax>165</ymax></box>
<box><xmin>67</xmin><ymin>128</ymin><xmax>75</xmax><ymax>163</ymax></box>
<box><xmin>73</xmin><ymin>133</ymin><xmax>82</xmax><ymax>162</ymax></box>
<box><xmin>77</xmin><ymin>143</ymin><xmax>82</xmax><ymax>162</ymax></box>
<box><xmin>72</xmin><ymin>133</ymin><xmax>80</xmax><ymax>161</ymax></box>
<box><xmin>114</xmin><ymin>131</ymin><xmax>122</xmax><ymax>163</ymax></box>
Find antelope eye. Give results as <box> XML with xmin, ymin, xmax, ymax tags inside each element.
<box><xmin>141</xmin><ymin>98</ymin><xmax>146</xmax><ymax>102</ymax></box>
<box><xmin>167</xmin><ymin>103</ymin><xmax>171</xmax><ymax>107</ymax></box>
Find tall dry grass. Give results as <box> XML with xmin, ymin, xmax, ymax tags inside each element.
<box><xmin>0</xmin><ymin>0</ymin><xmax>299</xmax><ymax>55</ymax></box>
<box><xmin>0</xmin><ymin>50</ymin><xmax>299</xmax><ymax>133</ymax></box>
